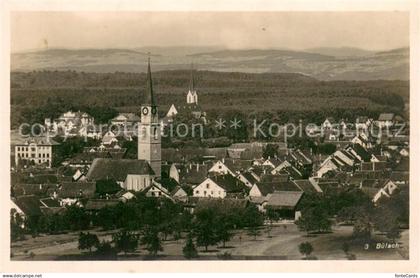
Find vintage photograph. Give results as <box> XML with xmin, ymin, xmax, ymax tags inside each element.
<box><xmin>9</xmin><ymin>11</ymin><xmax>410</xmax><ymax>261</ymax></box>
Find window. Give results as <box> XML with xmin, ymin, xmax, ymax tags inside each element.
<box><xmin>211</xmin><ymin>191</ymin><xmax>214</xmax><ymax>195</ymax></box>
<box><xmin>31</xmin><ymin>147</ymin><xmax>35</xmax><ymax>152</ymax></box>
<box><xmin>17</xmin><ymin>147</ymin><xmax>20</xmax><ymax>151</ymax></box>
<box><xmin>206</xmin><ymin>183</ymin><xmax>210</xmax><ymax>189</ymax></box>
<box><xmin>38</xmin><ymin>153</ymin><xmax>41</xmax><ymax>157</ymax></box>
<box><xmin>204</xmin><ymin>191</ymin><xmax>207</xmax><ymax>196</ymax></box>
<box><xmin>218</xmin><ymin>166</ymin><xmax>222</xmax><ymax>169</ymax></box>
<box><xmin>31</xmin><ymin>154</ymin><xmax>35</xmax><ymax>158</ymax></box>
<box><xmin>195</xmin><ymin>190</ymin><xmax>199</xmax><ymax>194</ymax></box>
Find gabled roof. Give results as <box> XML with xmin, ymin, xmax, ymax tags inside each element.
<box><xmin>210</xmin><ymin>174</ymin><xmax>248</xmax><ymax>193</ymax></box>
<box><xmin>224</xmin><ymin>158</ymin><xmax>253</xmax><ymax>173</ymax></box>
<box><xmin>255</xmin><ymin>181</ymin><xmax>302</xmax><ymax>196</ymax></box>
<box><xmin>179</xmin><ymin>163</ymin><xmax>211</xmax><ymax>185</ymax></box>
<box><xmin>86</xmin><ymin>158</ymin><xmax>154</xmax><ymax>181</ymax></box>
<box><xmin>294</xmin><ymin>179</ymin><xmax>322</xmax><ymax>193</ymax></box>
<box><xmin>265</xmin><ymin>191</ymin><xmax>304</xmax><ymax>209</ymax></box>
<box><xmin>58</xmin><ymin>182</ymin><xmax>96</xmax><ymax>199</ymax></box>
<box><xmin>242</xmin><ymin>171</ymin><xmax>259</xmax><ymax>185</ymax></box>
<box><xmin>13</xmin><ymin>195</ymin><xmax>42</xmax><ymax>216</ymax></box>
<box><xmin>348</xmin><ymin>144</ymin><xmax>371</xmax><ymax>162</ymax></box>
<box><xmin>39</xmin><ymin>197</ymin><xmax>61</xmax><ymax>208</ymax></box>
<box><xmin>12</xmin><ymin>183</ymin><xmax>57</xmax><ymax>197</ymax></box>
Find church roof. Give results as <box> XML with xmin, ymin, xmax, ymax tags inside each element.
<box><xmin>86</xmin><ymin>158</ymin><xmax>155</xmax><ymax>181</ymax></box>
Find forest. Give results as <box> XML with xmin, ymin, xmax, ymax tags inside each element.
<box><xmin>10</xmin><ymin>70</ymin><xmax>409</xmax><ymax>128</ymax></box>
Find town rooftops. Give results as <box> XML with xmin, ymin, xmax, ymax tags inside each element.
<box><xmin>86</xmin><ymin>158</ymin><xmax>155</xmax><ymax>181</ymax></box>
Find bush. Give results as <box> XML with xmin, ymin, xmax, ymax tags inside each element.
<box><xmin>298</xmin><ymin>242</ymin><xmax>313</xmax><ymax>258</ymax></box>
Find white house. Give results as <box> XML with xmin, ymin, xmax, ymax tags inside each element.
<box><xmin>166</xmin><ymin>104</ymin><xmax>178</xmax><ymax>118</ymax></box>
<box><xmin>14</xmin><ymin>137</ymin><xmax>57</xmax><ymax>168</ymax></box>
<box><xmin>208</xmin><ymin>159</ymin><xmax>235</xmax><ymax>176</ymax></box>
<box><xmin>373</xmin><ymin>180</ymin><xmax>399</xmax><ymax>203</ymax></box>
<box><xmin>102</xmin><ymin>131</ymin><xmax>118</xmax><ymax>146</ymax></box>
<box><xmin>193</xmin><ymin>177</ymin><xmax>227</xmax><ymax>198</ymax></box>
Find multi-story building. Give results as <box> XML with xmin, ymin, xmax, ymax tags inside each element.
<box><xmin>14</xmin><ymin>137</ymin><xmax>57</xmax><ymax>168</ymax></box>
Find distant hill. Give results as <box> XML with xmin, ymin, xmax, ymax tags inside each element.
<box><xmin>305</xmin><ymin>47</ymin><xmax>375</xmax><ymax>57</ymax></box>
<box><xmin>11</xmin><ymin>46</ymin><xmax>409</xmax><ymax>81</ymax></box>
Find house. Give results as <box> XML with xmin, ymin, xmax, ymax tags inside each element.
<box><xmin>193</xmin><ymin>175</ymin><xmax>248</xmax><ymax>198</ymax></box>
<box><xmin>346</xmin><ymin>144</ymin><xmax>372</xmax><ymax>162</ymax></box>
<box><xmin>237</xmin><ymin>171</ymin><xmax>259</xmax><ymax>188</ymax></box>
<box><xmin>11</xmin><ymin>195</ymin><xmax>42</xmax><ymax>219</ymax></box>
<box><xmin>86</xmin><ymin>158</ymin><xmax>155</xmax><ymax>191</ymax></box>
<box><xmin>270</xmin><ymin>160</ymin><xmax>292</xmax><ymax>175</ymax></box>
<box><xmin>322</xmin><ymin>117</ymin><xmax>335</xmax><ymax>130</ymax></box>
<box><xmin>293</xmin><ymin>179</ymin><xmax>323</xmax><ymax>194</ymax></box>
<box><xmin>166</xmin><ymin>104</ymin><xmax>178</xmax><ymax>118</ymax></box>
<box><xmin>377</xmin><ymin>113</ymin><xmax>395</xmax><ymax>128</ymax></box>
<box><xmin>143</xmin><ymin>181</ymin><xmax>172</xmax><ymax>199</ymax></box>
<box><xmin>179</xmin><ymin>163</ymin><xmax>211</xmax><ymax>186</ymax></box>
<box><xmin>46</xmin><ymin>111</ymin><xmax>94</xmax><ymax>137</ymax></box>
<box><xmin>102</xmin><ymin>131</ymin><xmax>119</xmax><ymax>146</ymax></box>
<box><xmin>110</xmin><ymin>113</ymin><xmax>141</xmax><ymax>127</ymax></box>
<box><xmin>351</xmin><ymin>134</ymin><xmax>372</xmax><ymax>149</ymax></box>
<box><xmin>78</xmin><ymin>125</ymin><xmax>102</xmax><ymax>139</ymax></box>
<box><xmin>56</xmin><ymin>181</ymin><xmax>96</xmax><ymax>206</ymax></box>
<box><xmin>372</xmin><ymin>180</ymin><xmax>400</xmax><ymax>203</ymax></box>
<box><xmin>14</xmin><ymin>137</ymin><xmax>58</xmax><ymax>168</ymax></box>
<box><xmin>262</xmin><ymin>157</ymin><xmax>283</xmax><ymax>169</ymax></box>
<box><xmin>249</xmin><ymin>180</ymin><xmax>302</xmax><ymax>197</ymax></box>
<box><xmin>170</xmin><ymin>186</ymin><xmax>188</xmax><ymax>202</ymax></box>
<box><xmin>263</xmin><ymin>191</ymin><xmax>304</xmax><ymax>219</ymax></box>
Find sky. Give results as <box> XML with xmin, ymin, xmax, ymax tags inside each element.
<box><xmin>11</xmin><ymin>11</ymin><xmax>409</xmax><ymax>52</ymax></box>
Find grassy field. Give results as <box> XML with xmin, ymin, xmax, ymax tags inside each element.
<box><xmin>11</xmin><ymin>224</ymin><xmax>408</xmax><ymax>261</ymax></box>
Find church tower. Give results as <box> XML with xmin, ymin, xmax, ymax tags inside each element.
<box><xmin>138</xmin><ymin>57</ymin><xmax>161</xmax><ymax>178</ymax></box>
<box><xmin>186</xmin><ymin>64</ymin><xmax>198</xmax><ymax>105</ymax></box>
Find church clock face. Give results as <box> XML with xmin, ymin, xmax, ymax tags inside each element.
<box><xmin>142</xmin><ymin>107</ymin><xmax>149</xmax><ymax>115</ymax></box>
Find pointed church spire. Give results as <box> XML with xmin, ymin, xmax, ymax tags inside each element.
<box><xmin>189</xmin><ymin>63</ymin><xmax>195</xmax><ymax>92</ymax></box>
<box><xmin>144</xmin><ymin>54</ymin><xmax>156</xmax><ymax>106</ymax></box>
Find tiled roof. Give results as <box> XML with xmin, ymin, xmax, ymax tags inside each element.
<box><xmin>210</xmin><ymin>174</ymin><xmax>249</xmax><ymax>193</ymax></box>
<box><xmin>58</xmin><ymin>182</ymin><xmax>96</xmax><ymax>199</ymax></box>
<box><xmin>294</xmin><ymin>179</ymin><xmax>322</xmax><ymax>193</ymax></box>
<box><xmin>86</xmin><ymin>158</ymin><xmax>154</xmax><ymax>181</ymax></box>
<box><xmin>13</xmin><ymin>195</ymin><xmax>42</xmax><ymax>216</ymax></box>
<box><xmin>265</xmin><ymin>191</ymin><xmax>304</xmax><ymax>209</ymax></box>
<box><xmin>255</xmin><ymin>181</ymin><xmax>302</xmax><ymax>196</ymax></box>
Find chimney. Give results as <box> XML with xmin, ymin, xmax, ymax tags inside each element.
<box><xmin>196</xmin><ymin>163</ymin><xmax>199</xmax><ymax>171</ymax></box>
<box><xmin>189</xmin><ymin>163</ymin><xmax>192</xmax><ymax>170</ymax></box>
<box><xmin>222</xmin><ymin>158</ymin><xmax>225</xmax><ymax>163</ymax></box>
